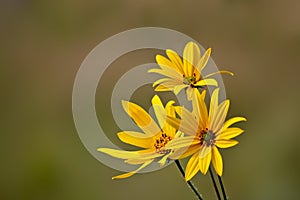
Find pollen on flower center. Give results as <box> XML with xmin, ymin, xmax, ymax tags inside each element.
<box><xmin>182</xmin><ymin>73</ymin><xmax>197</xmax><ymax>87</ymax></box>
<box><xmin>154</xmin><ymin>133</ymin><xmax>172</xmax><ymax>154</ymax></box>
<box><xmin>200</xmin><ymin>128</ymin><xmax>215</xmax><ymax>146</ymax></box>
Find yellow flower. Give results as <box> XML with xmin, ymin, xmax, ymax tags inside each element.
<box><xmin>149</xmin><ymin>41</ymin><xmax>233</xmax><ymax>100</ymax></box>
<box><xmin>166</xmin><ymin>88</ymin><xmax>246</xmax><ymax>181</ymax></box>
<box><xmin>97</xmin><ymin>95</ymin><xmax>185</xmax><ymax>179</ymax></box>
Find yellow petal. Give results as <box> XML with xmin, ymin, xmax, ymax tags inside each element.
<box><xmin>193</xmin><ymin>78</ymin><xmax>218</xmax><ymax>87</ymax></box>
<box><xmin>217</xmin><ymin>127</ymin><xmax>244</xmax><ymax>140</ymax></box>
<box><xmin>174</xmin><ymin>84</ymin><xmax>188</xmax><ymax>95</ymax></box>
<box><xmin>166</xmin><ymin>49</ymin><xmax>184</xmax><ymax>74</ymax></box>
<box><xmin>196</xmin><ymin>48</ymin><xmax>211</xmax><ymax>72</ymax></box>
<box><xmin>122</xmin><ymin>100</ymin><xmax>160</xmax><ymax>136</ymax></box>
<box><xmin>158</xmin><ymin>152</ymin><xmax>172</xmax><ymax>166</ymax></box>
<box><xmin>117</xmin><ymin>131</ymin><xmax>155</xmax><ymax>148</ymax></box>
<box><xmin>97</xmin><ymin>148</ymin><xmax>140</xmax><ymax>159</ymax></box>
<box><xmin>112</xmin><ymin>159</ymin><xmax>153</xmax><ymax>179</ymax></box>
<box><xmin>199</xmin><ymin>150</ymin><xmax>212</xmax><ymax>175</ymax></box>
<box><xmin>166</xmin><ymin>116</ymin><xmax>198</xmax><ymax>136</ymax></box>
<box><xmin>192</xmin><ymin>89</ymin><xmax>208</xmax><ymax>128</ymax></box>
<box><xmin>215</xmin><ymin>140</ymin><xmax>239</xmax><ymax>148</ymax></box>
<box><xmin>156</xmin><ymin>54</ymin><xmax>179</xmax><ymax>73</ymax></box>
<box><xmin>208</xmin><ymin>88</ymin><xmax>219</xmax><ymax>125</ymax></box>
<box><xmin>148</xmin><ymin>64</ymin><xmax>182</xmax><ymax>80</ymax></box>
<box><xmin>186</xmin><ymin>87</ymin><xmax>195</xmax><ymax>101</ymax></box>
<box><xmin>165</xmin><ymin>136</ymin><xmax>200</xmax><ymax>149</ymax></box>
<box><xmin>183</xmin><ymin>42</ymin><xmax>200</xmax><ymax>77</ymax></box>
<box><xmin>199</xmin><ymin>145</ymin><xmax>212</xmax><ymax>159</ymax></box>
<box><xmin>155</xmin><ymin>84</ymin><xmax>174</xmax><ymax>91</ymax></box>
<box><xmin>170</xmin><ymin>144</ymin><xmax>200</xmax><ymax>159</ymax></box>
<box><xmin>210</xmin><ymin>100</ymin><xmax>230</xmax><ymax>132</ymax></box>
<box><xmin>202</xmin><ymin>70</ymin><xmax>234</xmax><ymax>79</ymax></box>
<box><xmin>151</xmin><ymin>95</ymin><xmax>166</xmax><ymax>129</ymax></box>
<box><xmin>223</xmin><ymin>117</ymin><xmax>247</xmax><ymax>130</ymax></box>
<box><xmin>211</xmin><ymin>146</ymin><xmax>223</xmax><ymax>176</ymax></box>
<box><xmin>185</xmin><ymin>152</ymin><xmax>200</xmax><ymax>181</ymax></box>
<box><xmin>164</xmin><ymin>101</ymin><xmax>176</xmax><ymax>137</ymax></box>
<box><xmin>153</xmin><ymin>78</ymin><xmax>173</xmax><ymax>87</ymax></box>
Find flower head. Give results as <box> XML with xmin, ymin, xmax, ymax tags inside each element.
<box><xmin>98</xmin><ymin>95</ymin><xmax>184</xmax><ymax>179</ymax></box>
<box><xmin>167</xmin><ymin>88</ymin><xmax>246</xmax><ymax>181</ymax></box>
<box><xmin>149</xmin><ymin>41</ymin><xmax>233</xmax><ymax>100</ymax></box>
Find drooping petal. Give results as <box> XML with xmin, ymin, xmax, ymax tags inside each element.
<box><xmin>215</xmin><ymin>140</ymin><xmax>239</xmax><ymax>148</ymax></box>
<box><xmin>211</xmin><ymin>146</ymin><xmax>223</xmax><ymax>176</ymax></box>
<box><xmin>196</xmin><ymin>48</ymin><xmax>211</xmax><ymax>72</ymax></box>
<box><xmin>216</xmin><ymin>127</ymin><xmax>244</xmax><ymax>140</ymax></box>
<box><xmin>153</xmin><ymin>78</ymin><xmax>174</xmax><ymax>87</ymax></box>
<box><xmin>199</xmin><ymin>150</ymin><xmax>212</xmax><ymax>175</ymax></box>
<box><xmin>155</xmin><ymin>84</ymin><xmax>174</xmax><ymax>91</ymax></box>
<box><xmin>175</xmin><ymin>106</ymin><xmax>199</xmax><ymax>132</ymax></box>
<box><xmin>185</xmin><ymin>153</ymin><xmax>200</xmax><ymax>181</ymax></box>
<box><xmin>183</xmin><ymin>42</ymin><xmax>200</xmax><ymax>77</ymax></box>
<box><xmin>112</xmin><ymin>159</ymin><xmax>153</xmax><ymax>179</ymax></box>
<box><xmin>117</xmin><ymin>131</ymin><xmax>155</xmax><ymax>149</ymax></box>
<box><xmin>158</xmin><ymin>152</ymin><xmax>173</xmax><ymax>166</ymax></box>
<box><xmin>222</xmin><ymin>117</ymin><xmax>247</xmax><ymax>130</ymax></box>
<box><xmin>193</xmin><ymin>78</ymin><xmax>218</xmax><ymax>87</ymax></box>
<box><xmin>166</xmin><ymin>49</ymin><xmax>184</xmax><ymax>74</ymax></box>
<box><xmin>122</xmin><ymin>100</ymin><xmax>161</xmax><ymax>137</ymax></box>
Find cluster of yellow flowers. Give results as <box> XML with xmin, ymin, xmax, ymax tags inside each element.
<box><xmin>98</xmin><ymin>41</ymin><xmax>246</xmax><ymax>181</ymax></box>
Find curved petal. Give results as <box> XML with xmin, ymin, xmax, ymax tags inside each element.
<box><xmin>117</xmin><ymin>131</ymin><xmax>155</xmax><ymax>148</ymax></box>
<box><xmin>211</xmin><ymin>146</ymin><xmax>223</xmax><ymax>176</ymax></box>
<box><xmin>202</xmin><ymin>70</ymin><xmax>234</xmax><ymax>79</ymax></box>
<box><xmin>216</xmin><ymin>127</ymin><xmax>244</xmax><ymax>140</ymax></box>
<box><xmin>122</xmin><ymin>100</ymin><xmax>160</xmax><ymax>137</ymax></box>
<box><xmin>223</xmin><ymin>117</ymin><xmax>247</xmax><ymax>130</ymax></box>
<box><xmin>148</xmin><ymin>65</ymin><xmax>182</xmax><ymax>81</ymax></box>
<box><xmin>185</xmin><ymin>153</ymin><xmax>200</xmax><ymax>181</ymax></box>
<box><xmin>196</xmin><ymin>48</ymin><xmax>211</xmax><ymax>72</ymax></box>
<box><xmin>164</xmin><ymin>101</ymin><xmax>176</xmax><ymax>136</ymax></box>
<box><xmin>193</xmin><ymin>78</ymin><xmax>218</xmax><ymax>87</ymax></box>
<box><xmin>166</xmin><ymin>49</ymin><xmax>184</xmax><ymax>74</ymax></box>
<box><xmin>112</xmin><ymin>159</ymin><xmax>153</xmax><ymax>179</ymax></box>
<box><xmin>97</xmin><ymin>148</ymin><xmax>141</xmax><ymax>159</ymax></box>
<box><xmin>215</xmin><ymin>140</ymin><xmax>239</xmax><ymax>148</ymax></box>
<box><xmin>156</xmin><ymin>54</ymin><xmax>180</xmax><ymax>73</ymax></box>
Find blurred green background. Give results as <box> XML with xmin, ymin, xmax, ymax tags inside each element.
<box><xmin>1</xmin><ymin>0</ymin><xmax>300</xmax><ymax>199</ymax></box>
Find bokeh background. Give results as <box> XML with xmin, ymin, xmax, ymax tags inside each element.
<box><xmin>1</xmin><ymin>0</ymin><xmax>300</xmax><ymax>199</ymax></box>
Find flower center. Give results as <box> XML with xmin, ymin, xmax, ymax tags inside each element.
<box><xmin>154</xmin><ymin>133</ymin><xmax>172</xmax><ymax>154</ymax></box>
<box><xmin>183</xmin><ymin>73</ymin><xmax>197</xmax><ymax>87</ymax></box>
<box><xmin>200</xmin><ymin>128</ymin><xmax>215</xmax><ymax>146</ymax></box>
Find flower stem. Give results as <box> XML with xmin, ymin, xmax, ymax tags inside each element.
<box><xmin>175</xmin><ymin>160</ymin><xmax>203</xmax><ymax>200</ymax></box>
<box><xmin>217</xmin><ymin>175</ymin><xmax>228</xmax><ymax>200</ymax></box>
<box><xmin>209</xmin><ymin>166</ymin><xmax>221</xmax><ymax>200</ymax></box>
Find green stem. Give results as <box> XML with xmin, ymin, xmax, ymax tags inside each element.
<box><xmin>209</xmin><ymin>166</ymin><xmax>221</xmax><ymax>200</ymax></box>
<box><xmin>217</xmin><ymin>175</ymin><xmax>228</xmax><ymax>200</ymax></box>
<box><xmin>175</xmin><ymin>160</ymin><xmax>203</xmax><ymax>200</ymax></box>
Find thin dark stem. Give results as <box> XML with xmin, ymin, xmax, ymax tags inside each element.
<box><xmin>217</xmin><ymin>175</ymin><xmax>228</xmax><ymax>200</ymax></box>
<box><xmin>175</xmin><ymin>160</ymin><xmax>203</xmax><ymax>200</ymax></box>
<box><xmin>209</xmin><ymin>166</ymin><xmax>221</xmax><ymax>200</ymax></box>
